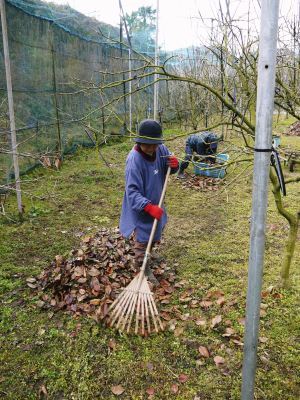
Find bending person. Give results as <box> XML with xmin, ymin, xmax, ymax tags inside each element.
<box><xmin>178</xmin><ymin>131</ymin><xmax>222</xmax><ymax>178</ymax></box>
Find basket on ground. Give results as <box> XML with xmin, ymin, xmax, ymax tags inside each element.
<box><xmin>272</xmin><ymin>135</ymin><xmax>281</xmax><ymax>148</ymax></box>
<box><xmin>194</xmin><ymin>153</ymin><xmax>229</xmax><ymax>178</ymax></box>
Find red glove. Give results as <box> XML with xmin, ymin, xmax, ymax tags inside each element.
<box><xmin>167</xmin><ymin>155</ymin><xmax>179</xmax><ymax>169</ymax></box>
<box><xmin>144</xmin><ymin>203</ymin><xmax>164</xmax><ymax>220</ymax></box>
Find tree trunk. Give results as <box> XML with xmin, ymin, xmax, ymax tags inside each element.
<box><xmin>270</xmin><ymin>169</ymin><xmax>299</xmax><ymax>286</ymax></box>
<box><xmin>281</xmin><ymin>212</ymin><xmax>299</xmax><ymax>286</ymax></box>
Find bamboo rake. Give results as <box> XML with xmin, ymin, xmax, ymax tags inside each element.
<box><xmin>107</xmin><ymin>166</ymin><xmax>172</xmax><ymax>334</ymax></box>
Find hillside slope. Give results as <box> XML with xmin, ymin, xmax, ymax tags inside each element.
<box><xmin>7</xmin><ymin>0</ymin><xmax>120</xmax><ymax>42</ymax></box>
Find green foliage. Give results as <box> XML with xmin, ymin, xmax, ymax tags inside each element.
<box><xmin>125</xmin><ymin>6</ymin><xmax>156</xmax><ymax>53</ymax></box>
<box><xmin>28</xmin><ymin>205</ymin><xmax>51</xmax><ymax>219</ymax></box>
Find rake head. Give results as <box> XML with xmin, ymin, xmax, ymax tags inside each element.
<box><xmin>106</xmin><ymin>272</ymin><xmax>164</xmax><ymax>335</ymax></box>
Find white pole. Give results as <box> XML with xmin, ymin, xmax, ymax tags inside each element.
<box><xmin>241</xmin><ymin>1</ymin><xmax>280</xmax><ymax>399</ymax></box>
<box><xmin>153</xmin><ymin>0</ymin><xmax>159</xmax><ymax>120</ymax></box>
<box><xmin>128</xmin><ymin>48</ymin><xmax>132</xmax><ymax>132</ymax></box>
<box><xmin>0</xmin><ymin>0</ymin><xmax>23</xmax><ymax>214</ymax></box>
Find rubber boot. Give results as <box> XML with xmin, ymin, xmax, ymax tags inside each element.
<box><xmin>177</xmin><ymin>171</ymin><xmax>186</xmax><ymax>179</ymax></box>
<box><xmin>151</xmin><ymin>252</ymin><xmax>164</xmax><ymax>265</ymax></box>
<box><xmin>145</xmin><ymin>264</ymin><xmax>159</xmax><ymax>287</ymax></box>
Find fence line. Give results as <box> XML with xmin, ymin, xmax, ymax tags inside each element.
<box><xmin>0</xmin><ymin>0</ymin><xmax>150</xmax><ymax>186</ymax></box>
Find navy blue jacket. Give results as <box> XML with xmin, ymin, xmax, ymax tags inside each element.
<box><xmin>120</xmin><ymin>144</ymin><xmax>176</xmax><ymax>243</ymax></box>
<box><xmin>186</xmin><ymin>132</ymin><xmax>219</xmax><ymax>156</ymax></box>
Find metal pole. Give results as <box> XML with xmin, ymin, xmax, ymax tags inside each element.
<box><xmin>119</xmin><ymin>7</ymin><xmax>127</xmax><ymax>131</ymax></box>
<box><xmin>129</xmin><ymin>48</ymin><xmax>132</xmax><ymax>132</ymax></box>
<box><xmin>0</xmin><ymin>0</ymin><xmax>23</xmax><ymax>214</ymax></box>
<box><xmin>153</xmin><ymin>0</ymin><xmax>159</xmax><ymax>120</ymax></box>
<box><xmin>50</xmin><ymin>38</ymin><xmax>62</xmax><ymax>156</ymax></box>
<box><xmin>241</xmin><ymin>1</ymin><xmax>280</xmax><ymax>399</ymax></box>
<box><xmin>118</xmin><ymin>0</ymin><xmax>132</xmax><ymax>132</ymax></box>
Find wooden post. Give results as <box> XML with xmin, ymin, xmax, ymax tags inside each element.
<box><xmin>0</xmin><ymin>0</ymin><xmax>23</xmax><ymax>214</ymax></box>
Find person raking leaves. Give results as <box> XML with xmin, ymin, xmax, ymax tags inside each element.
<box><xmin>119</xmin><ymin>119</ymin><xmax>179</xmax><ymax>286</ymax></box>
<box><xmin>177</xmin><ymin>131</ymin><xmax>223</xmax><ymax>178</ymax></box>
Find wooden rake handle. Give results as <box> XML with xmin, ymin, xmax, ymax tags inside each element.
<box><xmin>140</xmin><ymin>165</ymin><xmax>172</xmax><ymax>274</ymax></box>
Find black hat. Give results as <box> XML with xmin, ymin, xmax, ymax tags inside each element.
<box><xmin>135</xmin><ymin>119</ymin><xmax>163</xmax><ymax>144</ymax></box>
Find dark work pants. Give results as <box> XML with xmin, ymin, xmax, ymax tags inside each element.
<box><xmin>179</xmin><ymin>143</ymin><xmax>193</xmax><ymax>173</ymax></box>
<box><xmin>133</xmin><ymin>233</ymin><xmax>158</xmax><ymax>267</ymax></box>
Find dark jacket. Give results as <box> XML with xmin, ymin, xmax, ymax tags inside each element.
<box><xmin>186</xmin><ymin>131</ymin><xmax>219</xmax><ymax>156</ymax></box>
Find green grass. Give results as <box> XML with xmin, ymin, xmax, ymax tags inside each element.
<box><xmin>0</xmin><ymin>128</ymin><xmax>299</xmax><ymax>399</ymax></box>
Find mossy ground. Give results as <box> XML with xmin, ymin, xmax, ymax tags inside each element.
<box><xmin>0</xmin><ymin>123</ymin><xmax>299</xmax><ymax>399</ymax></box>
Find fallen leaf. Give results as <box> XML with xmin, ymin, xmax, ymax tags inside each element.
<box><xmin>214</xmin><ymin>356</ymin><xmax>225</xmax><ymax>366</ymax></box>
<box><xmin>178</xmin><ymin>373</ymin><xmax>189</xmax><ymax>383</ymax></box>
<box><xmin>198</xmin><ymin>346</ymin><xmax>210</xmax><ymax>358</ymax></box>
<box><xmin>260</xmin><ymin>355</ymin><xmax>270</xmax><ymax>364</ymax></box>
<box><xmin>177</xmin><ymin>313</ymin><xmax>190</xmax><ymax>321</ymax></box>
<box><xmin>195</xmin><ymin>318</ymin><xmax>206</xmax><ymax>327</ymax></box>
<box><xmin>146</xmin><ymin>362</ymin><xmax>154</xmax><ymax>371</ymax></box>
<box><xmin>41</xmin><ymin>156</ymin><xmax>51</xmax><ymax>168</ymax></box>
<box><xmin>55</xmin><ymin>255</ymin><xmax>64</xmax><ymax>266</ymax></box>
<box><xmin>108</xmin><ymin>338</ymin><xmax>117</xmax><ymax>350</ymax></box>
<box><xmin>27</xmin><ymin>283</ymin><xmax>37</xmax><ymax>289</ymax></box>
<box><xmin>88</xmin><ymin>267</ymin><xmax>100</xmax><ymax>277</ymax></box>
<box><xmin>26</xmin><ymin>277</ymin><xmax>36</xmax><ymax>283</ymax></box>
<box><xmin>171</xmin><ymin>383</ymin><xmax>179</xmax><ymax>394</ymax></box>
<box><xmin>216</xmin><ymin>296</ymin><xmax>225</xmax><ymax>306</ymax></box>
<box><xmin>54</xmin><ymin>157</ymin><xmax>62</xmax><ymax>169</ymax></box>
<box><xmin>206</xmin><ymin>290</ymin><xmax>224</xmax><ymax>299</ymax></box>
<box><xmin>38</xmin><ymin>384</ymin><xmax>48</xmax><ymax>399</ymax></box>
<box><xmin>259</xmin><ymin>336</ymin><xmax>268</xmax><ymax>343</ymax></box>
<box><xmin>190</xmin><ymin>299</ymin><xmax>199</xmax><ymax>308</ymax></box>
<box><xmin>48</xmin><ymin>311</ymin><xmax>54</xmax><ymax>319</ymax></box>
<box><xmin>211</xmin><ymin>315</ymin><xmax>222</xmax><ymax>328</ymax></box>
<box><xmin>90</xmin><ymin>299</ymin><xmax>101</xmax><ymax>306</ymax></box>
<box><xmin>222</xmin><ymin>327</ymin><xmax>235</xmax><ymax>337</ymax></box>
<box><xmin>260</xmin><ymin>309</ymin><xmax>267</xmax><ymax>318</ymax></box>
<box><xmin>272</xmin><ymin>292</ymin><xmax>283</xmax><ymax>299</ymax></box>
<box><xmin>174</xmin><ymin>327</ymin><xmax>184</xmax><ymax>337</ymax></box>
<box><xmin>111</xmin><ymin>385</ymin><xmax>125</xmax><ymax>395</ymax></box>
<box><xmin>179</xmin><ymin>296</ymin><xmax>192</xmax><ymax>303</ymax></box>
<box><xmin>161</xmin><ymin>312</ymin><xmax>172</xmax><ymax>321</ymax></box>
<box><xmin>146</xmin><ymin>387</ymin><xmax>155</xmax><ymax>396</ymax></box>
<box><xmin>200</xmin><ymin>300</ymin><xmax>213</xmax><ymax>308</ymax></box>
<box><xmin>232</xmin><ymin>339</ymin><xmax>244</xmax><ymax>346</ymax></box>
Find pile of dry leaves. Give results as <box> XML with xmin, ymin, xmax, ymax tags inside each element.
<box><xmin>27</xmin><ymin>228</ymin><xmax>178</xmax><ymax>324</ymax></box>
<box><xmin>176</xmin><ymin>174</ymin><xmax>223</xmax><ymax>191</ymax></box>
<box><xmin>285</xmin><ymin>121</ymin><xmax>300</xmax><ymax>136</ymax></box>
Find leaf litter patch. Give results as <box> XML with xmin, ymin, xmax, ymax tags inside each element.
<box><xmin>285</xmin><ymin>120</ymin><xmax>300</xmax><ymax>136</ymax></box>
<box><xmin>176</xmin><ymin>174</ymin><xmax>224</xmax><ymax>191</ymax></box>
<box><xmin>27</xmin><ymin>228</ymin><xmax>179</xmax><ymax>326</ymax></box>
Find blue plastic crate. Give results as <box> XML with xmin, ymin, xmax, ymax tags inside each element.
<box><xmin>194</xmin><ymin>153</ymin><xmax>229</xmax><ymax>178</ymax></box>
<box><xmin>272</xmin><ymin>135</ymin><xmax>281</xmax><ymax>148</ymax></box>
<box><xmin>194</xmin><ymin>162</ymin><xmax>209</xmax><ymax>177</ymax></box>
<box><xmin>216</xmin><ymin>153</ymin><xmax>230</xmax><ymax>164</ymax></box>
